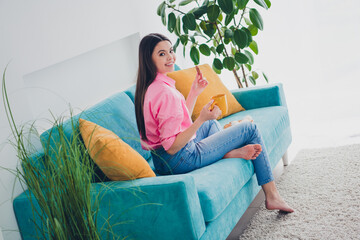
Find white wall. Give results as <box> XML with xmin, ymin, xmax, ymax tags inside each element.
<box><xmin>1</xmin><ymin>0</ymin><xmax>360</xmax><ymax>239</ymax></box>
<box><xmin>0</xmin><ymin>1</ymin><xmax>169</xmax><ymax>239</ymax></box>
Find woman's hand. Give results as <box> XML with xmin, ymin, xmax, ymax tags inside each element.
<box><xmin>198</xmin><ymin>100</ymin><xmax>222</xmax><ymax>122</ymax></box>
<box><xmin>190</xmin><ymin>71</ymin><xmax>208</xmax><ymax>96</ymax></box>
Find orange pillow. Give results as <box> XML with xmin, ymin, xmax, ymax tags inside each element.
<box><xmin>167</xmin><ymin>64</ymin><xmax>245</xmax><ymax>121</ymax></box>
<box><xmin>79</xmin><ymin>118</ymin><xmax>156</xmax><ymax>181</ymax></box>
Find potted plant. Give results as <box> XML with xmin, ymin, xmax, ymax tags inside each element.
<box><xmin>157</xmin><ymin>0</ymin><xmax>271</xmax><ymax>88</ymax></box>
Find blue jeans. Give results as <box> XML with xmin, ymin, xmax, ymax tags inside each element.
<box><xmin>151</xmin><ymin>120</ymin><xmax>274</xmax><ymax>186</ymax></box>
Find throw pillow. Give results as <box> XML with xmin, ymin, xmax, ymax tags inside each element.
<box><xmin>79</xmin><ymin>118</ymin><xmax>156</xmax><ymax>181</ymax></box>
<box><xmin>167</xmin><ymin>64</ymin><xmax>245</xmax><ymax>121</ymax></box>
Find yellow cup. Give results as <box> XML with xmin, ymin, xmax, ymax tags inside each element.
<box><xmin>210</xmin><ymin>94</ymin><xmax>228</xmax><ymax>117</ymax></box>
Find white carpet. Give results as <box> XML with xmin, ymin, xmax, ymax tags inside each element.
<box><xmin>239</xmin><ymin>144</ymin><xmax>360</xmax><ymax>240</ymax></box>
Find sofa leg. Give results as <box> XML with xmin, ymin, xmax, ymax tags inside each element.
<box><xmin>282</xmin><ymin>151</ymin><xmax>289</xmax><ymax>166</ymax></box>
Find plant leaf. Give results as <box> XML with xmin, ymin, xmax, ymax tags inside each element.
<box><xmin>244</xmin><ymin>17</ymin><xmax>252</xmax><ymax>26</ymax></box>
<box><xmin>182</xmin><ymin>13</ymin><xmax>197</xmax><ymax>30</ymax></box>
<box><xmin>249</xmin><ymin>76</ymin><xmax>256</xmax><ymax>85</ymax></box>
<box><xmin>193</xmin><ymin>5</ymin><xmax>208</xmax><ymax>19</ymax></box>
<box><xmin>242</xmin><ymin>27</ymin><xmax>252</xmax><ymax>46</ymax></box>
<box><xmin>157</xmin><ymin>1</ymin><xmax>166</xmax><ymax>16</ymax></box>
<box><xmin>168</xmin><ymin>13</ymin><xmax>176</xmax><ymax>33</ymax></box>
<box><xmin>190</xmin><ymin>46</ymin><xmax>200</xmax><ymax>65</ymax></box>
<box><xmin>245</xmin><ymin>63</ymin><xmax>252</xmax><ymax>71</ymax></box>
<box><xmin>252</xmin><ymin>71</ymin><xmax>259</xmax><ymax>79</ymax></box>
<box><xmin>233</xmin><ymin>29</ymin><xmax>248</xmax><ymax>49</ymax></box>
<box><xmin>207</xmin><ymin>5</ymin><xmax>220</xmax><ymax>22</ymax></box>
<box><xmin>218</xmin><ymin>0</ymin><xmax>234</xmax><ymax>14</ymax></box>
<box><xmin>212</xmin><ymin>64</ymin><xmax>222</xmax><ymax>74</ymax></box>
<box><xmin>224</xmin><ymin>11</ymin><xmax>235</xmax><ymax>26</ymax></box>
<box><xmin>249</xmin><ymin>8</ymin><xmax>263</xmax><ymax>30</ymax></box>
<box><xmin>204</xmin><ymin>23</ymin><xmax>216</xmax><ymax>37</ymax></box>
<box><xmin>248</xmin><ymin>24</ymin><xmax>258</xmax><ymax>36</ymax></box>
<box><xmin>234</xmin><ymin>52</ymin><xmax>249</xmax><ymax>64</ymax></box>
<box><xmin>264</xmin><ymin>0</ymin><xmax>271</xmax><ymax>8</ymax></box>
<box><xmin>213</xmin><ymin>58</ymin><xmax>223</xmax><ymax>70</ymax></box>
<box><xmin>244</xmin><ymin>50</ymin><xmax>254</xmax><ymax>65</ymax></box>
<box><xmin>224</xmin><ymin>29</ymin><xmax>233</xmax><ymax>39</ymax></box>
<box><xmin>174</xmin><ymin>16</ymin><xmax>182</xmax><ymax>36</ymax></box>
<box><xmin>223</xmin><ymin>56</ymin><xmax>235</xmax><ymax>70</ymax></box>
<box><xmin>254</xmin><ymin>0</ymin><xmax>269</xmax><ymax>10</ymax></box>
<box><xmin>199</xmin><ymin>44</ymin><xmax>211</xmax><ymax>56</ymax></box>
<box><xmin>180</xmin><ymin>35</ymin><xmax>188</xmax><ymax>45</ymax></box>
<box><xmin>237</xmin><ymin>0</ymin><xmax>249</xmax><ymax>9</ymax></box>
<box><xmin>249</xmin><ymin>41</ymin><xmax>258</xmax><ymax>54</ymax></box>
<box><xmin>263</xmin><ymin>72</ymin><xmax>269</xmax><ymax>82</ymax></box>
<box><xmin>173</xmin><ymin>38</ymin><xmax>180</xmax><ymax>52</ymax></box>
<box><xmin>179</xmin><ymin>0</ymin><xmax>194</xmax><ymax>6</ymax></box>
<box><xmin>216</xmin><ymin>44</ymin><xmax>224</xmax><ymax>53</ymax></box>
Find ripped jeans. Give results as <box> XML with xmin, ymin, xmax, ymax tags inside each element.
<box><xmin>151</xmin><ymin>120</ymin><xmax>274</xmax><ymax>186</ymax></box>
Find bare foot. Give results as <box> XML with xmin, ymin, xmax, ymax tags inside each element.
<box><xmin>223</xmin><ymin>144</ymin><xmax>262</xmax><ymax>160</ymax></box>
<box><xmin>265</xmin><ymin>198</ymin><xmax>294</xmax><ymax>213</ymax></box>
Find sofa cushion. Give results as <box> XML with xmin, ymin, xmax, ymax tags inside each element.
<box><xmin>40</xmin><ymin>92</ymin><xmax>152</xmax><ymax>181</ymax></box>
<box><xmin>218</xmin><ymin>106</ymin><xmax>290</xmax><ymax>154</ymax></box>
<box><xmin>79</xmin><ymin>118</ymin><xmax>156</xmax><ymax>181</ymax></box>
<box><xmin>166</xmin><ymin>64</ymin><xmax>245</xmax><ymax>121</ymax></box>
<box><xmin>190</xmin><ymin>106</ymin><xmax>290</xmax><ymax>222</ymax></box>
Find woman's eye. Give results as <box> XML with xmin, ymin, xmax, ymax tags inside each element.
<box><xmin>159</xmin><ymin>53</ymin><xmax>165</xmax><ymax>56</ymax></box>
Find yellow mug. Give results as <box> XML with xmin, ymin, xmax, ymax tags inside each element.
<box><xmin>210</xmin><ymin>94</ymin><xmax>228</xmax><ymax>117</ymax></box>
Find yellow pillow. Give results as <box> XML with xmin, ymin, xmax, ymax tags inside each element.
<box><xmin>167</xmin><ymin>64</ymin><xmax>245</xmax><ymax>121</ymax></box>
<box><xmin>79</xmin><ymin>118</ymin><xmax>156</xmax><ymax>181</ymax></box>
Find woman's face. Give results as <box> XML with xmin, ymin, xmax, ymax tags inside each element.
<box><xmin>152</xmin><ymin>40</ymin><xmax>176</xmax><ymax>74</ymax></box>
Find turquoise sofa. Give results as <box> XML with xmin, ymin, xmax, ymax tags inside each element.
<box><xmin>13</xmin><ymin>83</ymin><xmax>291</xmax><ymax>240</ymax></box>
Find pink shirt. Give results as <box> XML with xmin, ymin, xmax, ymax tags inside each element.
<box><xmin>141</xmin><ymin>72</ymin><xmax>195</xmax><ymax>151</ymax></box>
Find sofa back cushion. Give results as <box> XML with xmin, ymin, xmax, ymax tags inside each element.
<box><xmin>40</xmin><ymin>92</ymin><xmax>152</xmax><ymax>181</ymax></box>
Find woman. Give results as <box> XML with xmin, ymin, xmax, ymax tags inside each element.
<box><xmin>134</xmin><ymin>33</ymin><xmax>294</xmax><ymax>213</ymax></box>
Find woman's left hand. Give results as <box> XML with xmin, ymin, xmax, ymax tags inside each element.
<box><xmin>190</xmin><ymin>71</ymin><xmax>208</xmax><ymax>96</ymax></box>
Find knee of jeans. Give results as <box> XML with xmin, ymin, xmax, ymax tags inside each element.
<box><xmin>210</xmin><ymin>119</ymin><xmax>221</xmax><ymax>129</ymax></box>
<box><xmin>243</xmin><ymin>121</ymin><xmax>259</xmax><ymax>134</ymax></box>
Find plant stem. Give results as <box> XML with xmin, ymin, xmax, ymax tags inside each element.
<box><xmin>241</xmin><ymin>64</ymin><xmax>249</xmax><ymax>87</ymax></box>
<box><xmin>232</xmin><ymin>69</ymin><xmax>244</xmax><ymax>88</ymax></box>
<box><xmin>165</xmin><ymin>2</ymin><xmax>186</xmax><ymax>15</ymax></box>
<box><xmin>237</xmin><ymin>9</ymin><xmax>246</xmax><ymax>29</ymax></box>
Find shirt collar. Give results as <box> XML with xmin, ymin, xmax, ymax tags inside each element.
<box><xmin>156</xmin><ymin>72</ymin><xmax>176</xmax><ymax>87</ymax></box>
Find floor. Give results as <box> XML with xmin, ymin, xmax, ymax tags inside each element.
<box><xmin>225</xmin><ymin>80</ymin><xmax>360</xmax><ymax>239</ymax></box>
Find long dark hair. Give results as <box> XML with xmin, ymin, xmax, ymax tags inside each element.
<box><xmin>135</xmin><ymin>33</ymin><xmax>171</xmax><ymax>141</ymax></box>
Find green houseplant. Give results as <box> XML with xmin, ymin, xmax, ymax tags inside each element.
<box><xmin>157</xmin><ymin>0</ymin><xmax>271</xmax><ymax>88</ymax></box>
<box><xmin>1</xmin><ymin>66</ymin><xmax>122</xmax><ymax>239</ymax></box>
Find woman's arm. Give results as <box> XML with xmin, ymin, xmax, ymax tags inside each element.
<box><xmin>186</xmin><ymin>70</ymin><xmax>208</xmax><ymax>115</ymax></box>
<box><xmin>166</xmin><ymin>101</ymin><xmax>221</xmax><ymax>155</ymax></box>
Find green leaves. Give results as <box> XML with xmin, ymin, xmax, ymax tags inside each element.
<box><xmin>179</xmin><ymin>0</ymin><xmax>194</xmax><ymax>6</ymax></box>
<box><xmin>199</xmin><ymin>44</ymin><xmax>211</xmax><ymax>56</ymax></box>
<box><xmin>207</xmin><ymin>5</ymin><xmax>220</xmax><ymax>22</ymax></box>
<box><xmin>157</xmin><ymin>1</ymin><xmax>166</xmax><ymax>16</ymax></box>
<box><xmin>237</xmin><ymin>0</ymin><xmax>249</xmax><ymax>10</ymax></box>
<box><xmin>254</xmin><ymin>0</ymin><xmax>269</xmax><ymax>10</ymax></box>
<box><xmin>249</xmin><ymin>41</ymin><xmax>258</xmax><ymax>54</ymax></box>
<box><xmin>157</xmin><ymin>0</ymin><xmax>270</xmax><ymax>88</ymax></box>
<box><xmin>234</xmin><ymin>29</ymin><xmax>248</xmax><ymax>49</ymax></box>
<box><xmin>168</xmin><ymin>13</ymin><xmax>176</xmax><ymax>33</ymax></box>
<box><xmin>218</xmin><ymin>0</ymin><xmax>234</xmax><ymax>14</ymax></box>
<box><xmin>249</xmin><ymin>8</ymin><xmax>263</xmax><ymax>30</ymax></box>
<box><xmin>213</xmin><ymin>58</ymin><xmax>223</xmax><ymax>70</ymax></box>
<box><xmin>190</xmin><ymin>46</ymin><xmax>200</xmax><ymax>65</ymax></box>
<box><xmin>182</xmin><ymin>13</ymin><xmax>196</xmax><ymax>30</ymax></box>
<box><xmin>223</xmin><ymin>57</ymin><xmax>235</xmax><ymax>70</ymax></box>
<box><xmin>235</xmin><ymin>52</ymin><xmax>249</xmax><ymax>64</ymax></box>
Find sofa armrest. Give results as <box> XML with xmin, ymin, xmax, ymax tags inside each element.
<box><xmin>14</xmin><ymin>174</ymin><xmax>206</xmax><ymax>240</ymax></box>
<box><xmin>231</xmin><ymin>83</ymin><xmax>288</xmax><ymax>110</ymax></box>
